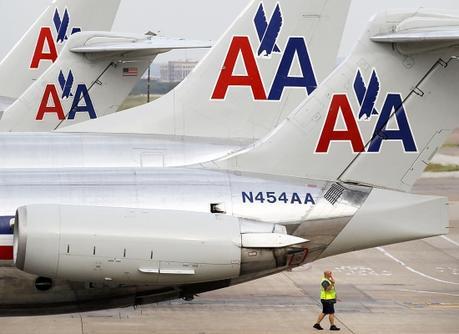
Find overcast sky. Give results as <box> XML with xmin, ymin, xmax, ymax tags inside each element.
<box><xmin>0</xmin><ymin>0</ymin><xmax>458</xmax><ymax>62</ymax></box>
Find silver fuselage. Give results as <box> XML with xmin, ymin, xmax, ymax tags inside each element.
<box><xmin>0</xmin><ymin>135</ymin><xmax>446</xmax><ymax>315</ymax></box>
<box><xmin>0</xmin><ymin>133</ymin><xmax>248</xmax><ymax>168</ymax></box>
<box><xmin>0</xmin><ymin>166</ymin><xmax>370</xmax><ymax>315</ymax></box>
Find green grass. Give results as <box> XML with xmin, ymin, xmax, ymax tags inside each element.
<box><xmin>118</xmin><ymin>95</ymin><xmax>160</xmax><ymax>111</ymax></box>
<box><xmin>425</xmin><ymin>163</ymin><xmax>459</xmax><ymax>173</ymax></box>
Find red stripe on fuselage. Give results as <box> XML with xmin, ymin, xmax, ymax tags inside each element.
<box><xmin>0</xmin><ymin>246</ymin><xmax>13</xmax><ymax>260</ymax></box>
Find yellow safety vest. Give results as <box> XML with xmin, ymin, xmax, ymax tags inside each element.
<box><xmin>320</xmin><ymin>278</ymin><xmax>336</xmax><ymax>300</ymax></box>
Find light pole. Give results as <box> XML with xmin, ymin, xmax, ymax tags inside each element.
<box><xmin>145</xmin><ymin>31</ymin><xmax>158</xmax><ymax>104</ymax></box>
<box><xmin>147</xmin><ymin>65</ymin><xmax>151</xmax><ymax>103</ymax></box>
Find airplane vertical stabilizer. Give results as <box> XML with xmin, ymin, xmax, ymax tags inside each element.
<box><xmin>60</xmin><ymin>0</ymin><xmax>351</xmax><ymax>141</ymax></box>
<box><xmin>0</xmin><ymin>0</ymin><xmax>120</xmax><ymax>100</ymax></box>
<box><xmin>211</xmin><ymin>10</ymin><xmax>459</xmax><ymax>192</ymax></box>
<box><xmin>0</xmin><ymin>33</ymin><xmax>211</xmax><ymax>131</ymax></box>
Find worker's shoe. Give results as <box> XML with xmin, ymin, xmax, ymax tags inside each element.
<box><xmin>330</xmin><ymin>325</ymin><xmax>341</xmax><ymax>331</ymax></box>
<box><xmin>313</xmin><ymin>323</ymin><xmax>324</xmax><ymax>330</ymax></box>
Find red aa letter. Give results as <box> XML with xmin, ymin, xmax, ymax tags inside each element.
<box><xmin>212</xmin><ymin>36</ymin><xmax>267</xmax><ymax>100</ymax></box>
<box><xmin>30</xmin><ymin>27</ymin><xmax>58</xmax><ymax>69</ymax></box>
<box><xmin>316</xmin><ymin>94</ymin><xmax>365</xmax><ymax>153</ymax></box>
<box><xmin>36</xmin><ymin>84</ymin><xmax>65</xmax><ymax>120</ymax></box>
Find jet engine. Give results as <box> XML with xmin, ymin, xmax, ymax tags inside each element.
<box><xmin>13</xmin><ymin>205</ymin><xmax>307</xmax><ymax>285</ymax></box>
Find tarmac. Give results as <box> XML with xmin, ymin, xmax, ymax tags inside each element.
<box><xmin>0</xmin><ymin>177</ymin><xmax>458</xmax><ymax>334</ymax></box>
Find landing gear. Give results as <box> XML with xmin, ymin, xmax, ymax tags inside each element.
<box><xmin>182</xmin><ymin>295</ymin><xmax>194</xmax><ymax>302</ymax></box>
<box><xmin>35</xmin><ymin>277</ymin><xmax>53</xmax><ymax>291</ymax></box>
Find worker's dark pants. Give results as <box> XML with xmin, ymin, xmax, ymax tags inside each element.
<box><xmin>321</xmin><ymin>299</ymin><xmax>336</xmax><ymax>315</ymax></box>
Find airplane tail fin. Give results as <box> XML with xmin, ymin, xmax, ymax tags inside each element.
<box><xmin>0</xmin><ymin>32</ymin><xmax>211</xmax><ymax>131</ymax></box>
<box><xmin>60</xmin><ymin>0</ymin><xmax>351</xmax><ymax>140</ymax></box>
<box><xmin>213</xmin><ymin>9</ymin><xmax>459</xmax><ymax>192</ymax></box>
<box><xmin>0</xmin><ymin>0</ymin><xmax>121</xmax><ymax>100</ymax></box>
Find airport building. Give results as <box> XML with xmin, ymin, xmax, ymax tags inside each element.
<box><xmin>160</xmin><ymin>60</ymin><xmax>198</xmax><ymax>83</ymax></box>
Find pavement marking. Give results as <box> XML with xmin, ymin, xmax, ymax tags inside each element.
<box><xmin>441</xmin><ymin>235</ymin><xmax>459</xmax><ymax>247</ymax></box>
<box><xmin>376</xmin><ymin>247</ymin><xmax>459</xmax><ymax>285</ymax></box>
<box><xmin>436</xmin><ymin>266</ymin><xmax>459</xmax><ymax>276</ymax></box>
<box><xmin>289</xmin><ymin>263</ymin><xmax>312</xmax><ymax>272</ymax></box>
<box><xmin>394</xmin><ymin>289</ymin><xmax>459</xmax><ymax>297</ymax></box>
<box><xmin>334</xmin><ymin>265</ymin><xmax>392</xmax><ymax>277</ymax></box>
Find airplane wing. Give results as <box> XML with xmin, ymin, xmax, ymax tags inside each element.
<box><xmin>71</xmin><ymin>35</ymin><xmax>213</xmax><ymax>56</ymax></box>
<box><xmin>371</xmin><ymin>27</ymin><xmax>459</xmax><ymax>43</ymax></box>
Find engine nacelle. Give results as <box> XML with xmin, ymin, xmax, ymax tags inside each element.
<box><xmin>14</xmin><ymin>205</ymin><xmax>307</xmax><ymax>285</ymax></box>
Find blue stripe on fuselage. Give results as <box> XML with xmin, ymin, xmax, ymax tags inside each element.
<box><xmin>0</xmin><ymin>216</ymin><xmax>14</xmax><ymax>235</ymax></box>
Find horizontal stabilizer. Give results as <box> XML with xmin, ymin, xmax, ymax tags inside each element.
<box><xmin>71</xmin><ymin>35</ymin><xmax>213</xmax><ymax>55</ymax></box>
<box><xmin>372</xmin><ymin>27</ymin><xmax>459</xmax><ymax>43</ymax></box>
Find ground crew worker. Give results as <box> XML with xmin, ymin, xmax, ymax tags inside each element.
<box><xmin>313</xmin><ymin>271</ymin><xmax>340</xmax><ymax>331</ymax></box>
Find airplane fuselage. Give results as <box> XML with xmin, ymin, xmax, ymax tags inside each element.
<box><xmin>0</xmin><ymin>132</ymin><xmax>248</xmax><ymax>168</ymax></box>
<box><xmin>0</xmin><ymin>166</ymin><xmax>446</xmax><ymax>315</ymax></box>
<box><xmin>0</xmin><ymin>166</ymin><xmax>365</xmax><ymax>315</ymax></box>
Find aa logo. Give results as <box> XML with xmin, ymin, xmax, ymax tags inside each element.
<box><xmin>316</xmin><ymin>69</ymin><xmax>417</xmax><ymax>154</ymax></box>
<box><xmin>212</xmin><ymin>2</ymin><xmax>317</xmax><ymax>101</ymax></box>
<box><xmin>36</xmin><ymin>70</ymin><xmax>96</xmax><ymax>121</ymax></box>
<box><xmin>30</xmin><ymin>8</ymin><xmax>82</xmax><ymax>69</ymax></box>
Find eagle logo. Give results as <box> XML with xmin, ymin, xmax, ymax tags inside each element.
<box><xmin>354</xmin><ymin>69</ymin><xmax>380</xmax><ymax>120</ymax></box>
<box><xmin>254</xmin><ymin>3</ymin><xmax>283</xmax><ymax>57</ymax></box>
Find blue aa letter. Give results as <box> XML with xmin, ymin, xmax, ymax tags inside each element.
<box><xmin>268</xmin><ymin>37</ymin><xmax>317</xmax><ymax>101</ymax></box>
<box><xmin>68</xmin><ymin>84</ymin><xmax>97</xmax><ymax>120</ymax></box>
<box><xmin>368</xmin><ymin>94</ymin><xmax>417</xmax><ymax>153</ymax></box>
